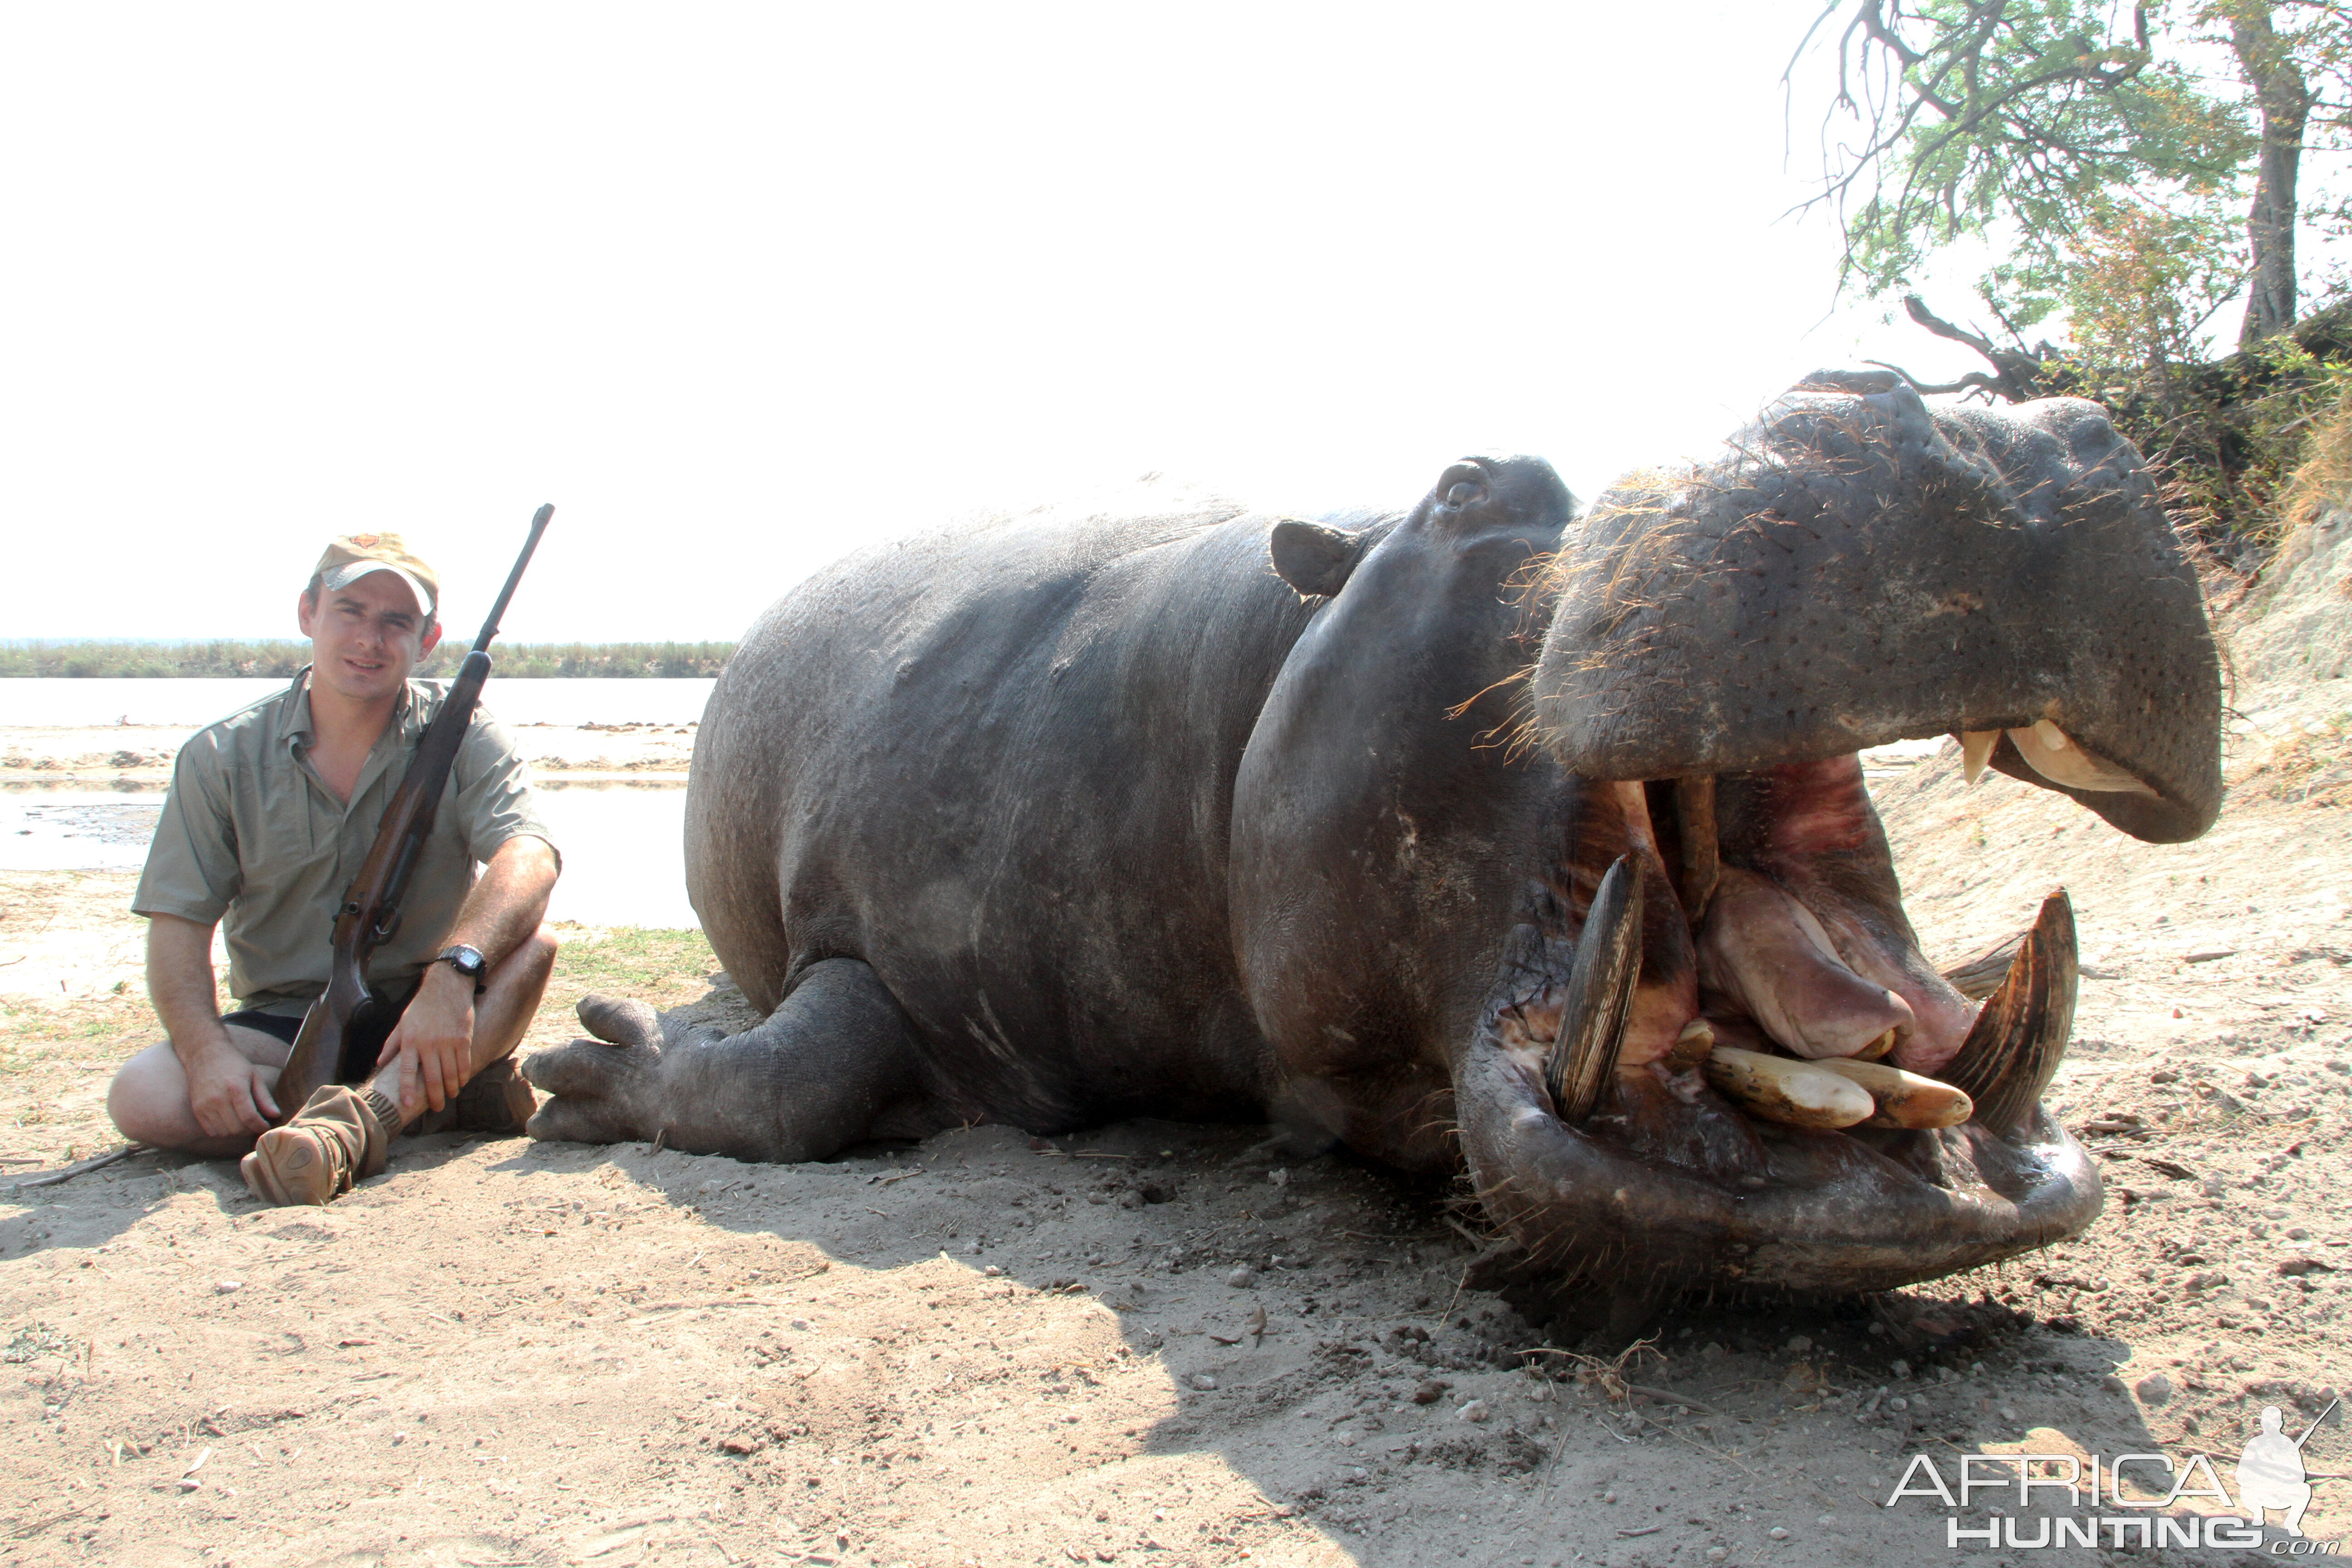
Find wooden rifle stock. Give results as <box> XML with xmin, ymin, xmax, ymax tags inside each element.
<box><xmin>273</xmin><ymin>505</ymin><xmax>554</xmax><ymax>1118</ymax></box>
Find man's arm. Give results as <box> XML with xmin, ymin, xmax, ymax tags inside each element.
<box><xmin>377</xmin><ymin>834</ymin><xmax>559</xmax><ymax>1114</ymax></box>
<box><xmin>147</xmin><ymin>912</ymin><xmax>281</xmax><ymax>1137</ymax></box>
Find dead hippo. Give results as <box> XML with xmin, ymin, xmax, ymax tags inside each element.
<box><xmin>522</xmin><ymin>371</ymin><xmax>2220</xmax><ymax>1303</ymax></box>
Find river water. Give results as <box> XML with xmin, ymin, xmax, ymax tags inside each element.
<box><xmin>3</xmin><ymin>678</ymin><xmax>707</xmax><ymax>927</ymax></box>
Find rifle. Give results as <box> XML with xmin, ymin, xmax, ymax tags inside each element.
<box><xmin>271</xmin><ymin>505</ymin><xmax>554</xmax><ymax>1119</ymax></box>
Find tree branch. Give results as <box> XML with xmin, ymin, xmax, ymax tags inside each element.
<box><xmin>1901</xmin><ymin>294</ymin><xmax>2048</xmax><ymax>400</ymax></box>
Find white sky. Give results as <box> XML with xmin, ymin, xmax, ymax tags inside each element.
<box><xmin>0</xmin><ymin>2</ymin><xmax>2163</xmax><ymax>642</ymax></box>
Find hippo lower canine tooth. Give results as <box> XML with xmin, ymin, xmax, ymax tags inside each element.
<box><xmin>1542</xmin><ymin>855</ymin><xmax>1643</xmax><ymax>1123</ymax></box>
<box><xmin>1939</xmin><ymin>891</ymin><xmax>2079</xmax><ymax>1134</ymax></box>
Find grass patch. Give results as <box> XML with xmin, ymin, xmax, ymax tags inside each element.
<box><xmin>526</xmin><ymin>924</ymin><xmax>733</xmax><ymax>1049</ymax></box>
<box><xmin>543</xmin><ymin>924</ymin><xmax>719</xmax><ymax>1002</ymax></box>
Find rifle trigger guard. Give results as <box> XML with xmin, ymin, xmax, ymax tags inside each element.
<box><xmin>372</xmin><ymin>908</ymin><xmax>403</xmax><ymax>944</ymax></box>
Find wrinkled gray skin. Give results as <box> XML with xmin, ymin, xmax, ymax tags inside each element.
<box><xmin>523</xmin><ymin>372</ymin><xmax>2221</xmax><ymax>1305</ymax></box>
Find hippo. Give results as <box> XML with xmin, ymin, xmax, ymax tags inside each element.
<box><xmin>522</xmin><ymin>371</ymin><xmax>2220</xmax><ymax>1308</ymax></box>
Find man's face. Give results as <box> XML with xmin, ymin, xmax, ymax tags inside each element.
<box><xmin>296</xmin><ymin>570</ymin><xmax>443</xmax><ymax>705</ymax></box>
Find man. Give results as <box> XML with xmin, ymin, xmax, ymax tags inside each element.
<box><xmin>108</xmin><ymin>533</ymin><xmax>562</xmax><ymax>1206</ymax></box>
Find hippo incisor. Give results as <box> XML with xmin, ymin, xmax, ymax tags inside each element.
<box><xmin>522</xmin><ymin>372</ymin><xmax>2220</xmax><ymax>1311</ymax></box>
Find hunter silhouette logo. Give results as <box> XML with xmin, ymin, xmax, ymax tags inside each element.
<box><xmin>2236</xmin><ymin>1400</ymin><xmax>2336</xmax><ymax>1535</ymax></box>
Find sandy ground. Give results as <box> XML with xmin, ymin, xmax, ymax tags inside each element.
<box><xmin>3</xmin><ymin>554</ymin><xmax>2351</xmax><ymax>1566</ymax></box>
<box><xmin>1</xmin><ymin>721</ymin><xmax>695</xmax><ymax>786</ymax></box>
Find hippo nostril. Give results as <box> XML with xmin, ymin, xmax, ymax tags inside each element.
<box><xmin>1445</xmin><ymin>481</ymin><xmax>1488</xmax><ymax>509</ymax></box>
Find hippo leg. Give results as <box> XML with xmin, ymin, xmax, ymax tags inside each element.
<box><xmin>520</xmin><ymin>959</ymin><xmax>939</xmax><ymax>1162</ymax></box>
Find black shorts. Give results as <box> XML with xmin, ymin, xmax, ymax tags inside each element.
<box><xmin>221</xmin><ymin>979</ymin><xmax>422</xmax><ymax>1052</ymax></box>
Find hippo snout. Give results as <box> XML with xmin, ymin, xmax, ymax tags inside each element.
<box><xmin>1441</xmin><ymin>377</ymin><xmax>2214</xmax><ymax>1296</ymax></box>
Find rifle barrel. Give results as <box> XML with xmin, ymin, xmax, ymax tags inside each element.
<box><xmin>470</xmin><ymin>504</ymin><xmax>555</xmax><ymax>654</ymax></box>
<box><xmin>2295</xmin><ymin>1398</ymin><xmax>2339</xmax><ymax>1448</ymax></box>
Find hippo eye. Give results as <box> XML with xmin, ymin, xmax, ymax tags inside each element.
<box><xmin>1436</xmin><ymin>461</ymin><xmax>1490</xmax><ymax>511</ymax></box>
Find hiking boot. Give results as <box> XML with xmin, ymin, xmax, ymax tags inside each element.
<box><xmin>240</xmin><ymin>1085</ymin><xmax>400</xmax><ymax>1206</ymax></box>
<box><xmin>452</xmin><ymin>1055</ymin><xmax>537</xmax><ymax>1135</ymax></box>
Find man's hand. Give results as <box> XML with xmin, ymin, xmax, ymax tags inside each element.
<box><xmin>184</xmin><ymin>1034</ymin><xmax>281</xmax><ymax>1138</ymax></box>
<box><xmin>378</xmin><ymin>967</ymin><xmax>475</xmax><ymax>1115</ymax></box>
<box><xmin>149</xmin><ymin>913</ymin><xmax>283</xmax><ymax>1137</ymax></box>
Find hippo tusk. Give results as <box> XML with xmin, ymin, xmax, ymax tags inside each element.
<box><xmin>1672</xmin><ymin>776</ymin><xmax>1720</xmax><ymax>920</ymax></box>
<box><xmin>1939</xmin><ymin>890</ymin><xmax>2078</xmax><ymax>1135</ymax></box>
<box><xmin>2011</xmin><ymin>720</ymin><xmax>2159</xmax><ymax>796</ymax></box>
<box><xmin>1805</xmin><ymin>1057</ymin><xmax>1973</xmax><ymax>1129</ymax></box>
<box><xmin>1959</xmin><ymin>729</ymin><xmax>1999</xmax><ymax>785</ymax></box>
<box><xmin>1700</xmin><ymin>1045</ymin><xmax>1875</xmax><ymax>1129</ymax></box>
<box><xmin>1542</xmin><ymin>855</ymin><xmax>1643</xmax><ymax>1123</ymax></box>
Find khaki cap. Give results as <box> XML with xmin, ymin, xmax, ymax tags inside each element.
<box><xmin>314</xmin><ymin>533</ymin><xmax>439</xmax><ymax>620</ymax></box>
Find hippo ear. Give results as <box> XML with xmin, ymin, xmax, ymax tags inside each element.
<box><xmin>1269</xmin><ymin>519</ymin><xmax>1361</xmax><ymax>599</ymax></box>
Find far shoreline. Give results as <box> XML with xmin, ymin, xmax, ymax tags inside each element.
<box><xmin>5</xmin><ymin>717</ymin><xmax>698</xmax><ymax>784</ymax></box>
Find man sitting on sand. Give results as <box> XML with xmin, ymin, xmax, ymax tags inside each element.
<box><xmin>107</xmin><ymin>533</ymin><xmax>561</xmax><ymax>1206</ymax></box>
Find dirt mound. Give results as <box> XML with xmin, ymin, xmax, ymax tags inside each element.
<box><xmin>2241</xmin><ymin>502</ymin><xmax>2352</xmax><ymax>685</ymax></box>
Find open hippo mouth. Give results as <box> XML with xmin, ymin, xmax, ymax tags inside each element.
<box><xmin>1454</xmin><ymin>372</ymin><xmax>2222</xmax><ymax>1299</ymax></box>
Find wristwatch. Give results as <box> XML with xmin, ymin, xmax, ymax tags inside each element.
<box><xmin>436</xmin><ymin>943</ymin><xmax>489</xmax><ymax>996</ymax></box>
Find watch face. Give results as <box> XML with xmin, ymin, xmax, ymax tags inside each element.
<box><xmin>443</xmin><ymin>945</ymin><xmax>486</xmax><ymax>977</ymax></box>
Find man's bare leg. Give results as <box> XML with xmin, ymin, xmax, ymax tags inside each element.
<box><xmin>373</xmin><ymin>926</ymin><xmax>559</xmax><ymax>1128</ymax></box>
<box><xmin>110</xmin><ymin>927</ymin><xmax>559</xmax><ymax>1162</ymax></box>
<box><xmin>108</xmin><ymin>1025</ymin><xmax>299</xmax><ymax>1160</ymax></box>
<box><xmin>240</xmin><ymin>927</ymin><xmax>559</xmax><ymax>1205</ymax></box>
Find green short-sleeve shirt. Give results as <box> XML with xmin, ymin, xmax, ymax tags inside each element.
<box><xmin>132</xmin><ymin>669</ymin><xmax>559</xmax><ymax>1016</ymax></box>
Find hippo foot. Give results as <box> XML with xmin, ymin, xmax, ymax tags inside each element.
<box><xmin>522</xmin><ymin>960</ymin><xmax>939</xmax><ymax>1162</ymax></box>
<box><xmin>521</xmin><ymin>994</ymin><xmax>668</xmax><ymax>1145</ymax></box>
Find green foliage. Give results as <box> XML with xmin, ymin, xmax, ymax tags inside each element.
<box><xmin>1826</xmin><ymin>0</ymin><xmax>2254</xmax><ymax>308</ymax></box>
<box><xmin>0</xmin><ymin>641</ymin><xmax>736</xmax><ymax>679</ymax></box>
<box><xmin>1805</xmin><ymin>0</ymin><xmax>2352</xmax><ymax>341</ymax></box>
<box><xmin>2008</xmin><ymin>195</ymin><xmax>2251</xmax><ymax>370</ymax></box>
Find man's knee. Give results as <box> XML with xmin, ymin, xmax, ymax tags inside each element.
<box><xmin>106</xmin><ymin>1042</ymin><xmax>180</xmax><ymax>1145</ymax></box>
<box><xmin>501</xmin><ymin>925</ymin><xmax>559</xmax><ymax>986</ymax></box>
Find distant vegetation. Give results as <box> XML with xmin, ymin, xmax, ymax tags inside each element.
<box><xmin>0</xmin><ymin>641</ymin><xmax>736</xmax><ymax>678</ymax></box>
